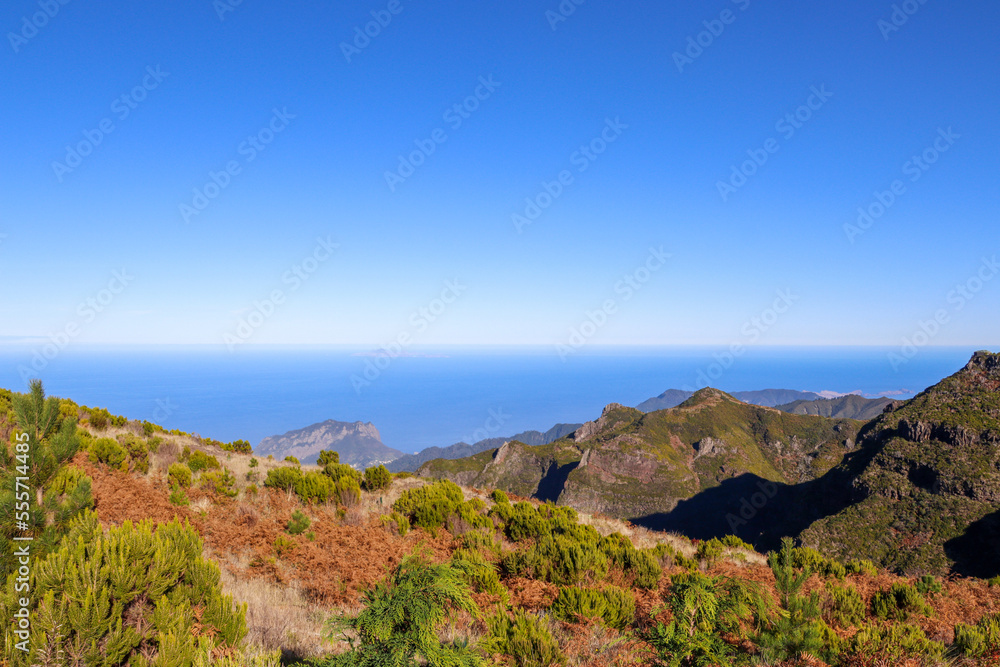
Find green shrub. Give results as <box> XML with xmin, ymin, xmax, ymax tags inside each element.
<box><xmin>915</xmin><ymin>574</ymin><xmax>943</xmax><ymax>597</ymax></box>
<box><xmin>491</xmin><ymin>501</ymin><xmax>550</xmax><ymax>542</ymax></box>
<box><xmin>169</xmin><ymin>487</ymin><xmax>190</xmax><ymax>506</ymax></box>
<box><xmin>825</xmin><ymin>560</ymin><xmax>847</xmax><ymax>580</ymax></box>
<box><xmin>550</xmin><ymin>586</ymin><xmax>605</xmax><ymax>624</ymax></box>
<box><xmin>696</xmin><ymin>538</ymin><xmax>725</xmax><ymax>566</ymax></box>
<box><xmin>482</xmin><ymin>609</ymin><xmax>565</xmax><ymax>667</ymax></box>
<box><xmin>842</xmin><ymin>623</ymin><xmax>944</xmax><ymax>662</ymax></box>
<box><xmin>491</xmin><ymin>489</ymin><xmax>510</xmax><ymax>505</ymax></box>
<box><xmin>363</xmin><ymin>464</ymin><xmax>392</xmax><ymax>492</ymax></box>
<box><xmin>317</xmin><ymin>450</ymin><xmax>340</xmax><ymax>467</ymax></box>
<box><xmin>142</xmin><ymin>420</ymin><xmax>156</xmax><ymax>435</ymax></box>
<box><xmin>226</xmin><ymin>439</ymin><xmax>252</xmax><ymax>454</ymax></box>
<box><xmin>168</xmin><ymin>462</ymin><xmax>193</xmax><ymax>489</ymax></box>
<box><xmin>44</xmin><ymin>466</ymin><xmax>88</xmax><ymax>496</ymax></box>
<box><xmin>823</xmin><ymin>582</ymin><xmax>866</xmax><ymax>628</ymax></box>
<box><xmin>87</xmin><ymin>406</ymin><xmax>112</xmax><ymax>430</ymax></box>
<box><xmin>287</xmin><ymin>509</ymin><xmax>311</xmax><ymax>535</ymax></box>
<box><xmin>643</xmin><ymin>572</ymin><xmax>771</xmax><ymax>667</ymax></box>
<box><xmin>187</xmin><ymin>450</ymin><xmax>221</xmax><ymax>473</ymax></box>
<box><xmin>394</xmin><ymin>480</ymin><xmax>465</xmax><ymax>531</ymax></box>
<box><xmin>264</xmin><ymin>465</ymin><xmax>303</xmax><ymax>491</ymax></box>
<box><xmin>284</xmin><ymin>455</ymin><xmax>300</xmax><ymax>465</ymax></box>
<box><xmin>458</xmin><ymin>528</ymin><xmax>503</xmax><ymax>560</ymax></box>
<box><xmin>118</xmin><ymin>434</ymin><xmax>150</xmax><ymax>473</ymax></box>
<box><xmin>336</xmin><ymin>475</ymin><xmax>362</xmax><ymax>507</ymax></box>
<box><xmin>757</xmin><ymin>537</ymin><xmax>830</xmax><ymax>664</ymax></box>
<box><xmin>295</xmin><ymin>470</ymin><xmax>337</xmax><ymax>504</ymax></box>
<box><xmin>550</xmin><ymin>586</ymin><xmax>635</xmax><ymax>630</ymax></box>
<box><xmin>720</xmin><ymin>535</ymin><xmax>754</xmax><ymax>551</ymax></box>
<box><xmin>381</xmin><ymin>511</ymin><xmax>410</xmax><ymax>536</ymax></box>
<box><xmin>248</xmin><ymin>457</ymin><xmax>258</xmax><ymax>468</ymax></box>
<box><xmin>87</xmin><ymin>436</ymin><xmax>128</xmax><ymax>469</ymax></box>
<box><xmin>0</xmin><ymin>512</ymin><xmax>247</xmax><ymax>666</ymax></box>
<box><xmin>323</xmin><ymin>556</ymin><xmax>481</xmax><ymax>666</ymax></box>
<box><xmin>651</xmin><ymin>543</ymin><xmax>676</xmax><ymax>565</ymax></box>
<box><xmin>600</xmin><ymin>586</ymin><xmax>638</xmax><ymax>631</ymax></box>
<box><xmin>274</xmin><ymin>534</ymin><xmax>296</xmax><ymax>556</ymax></box>
<box><xmin>954</xmin><ymin>613</ymin><xmax>1000</xmax><ymax>658</ymax></box>
<box><xmin>200</xmin><ymin>469</ymin><xmax>238</xmax><ymax>498</ymax></box>
<box><xmin>871</xmin><ymin>582</ymin><xmax>932</xmax><ymax>621</ymax></box>
<box><xmin>674</xmin><ymin>554</ymin><xmax>699</xmax><ymax>571</ymax></box>
<box><xmin>507</xmin><ymin>533</ymin><xmax>608</xmax><ymax>586</ymax></box>
<box><xmin>846</xmin><ymin>559</ymin><xmax>879</xmax><ymax>577</ymax></box>
<box><xmin>323</xmin><ymin>461</ymin><xmax>362</xmax><ymax>484</ymax></box>
<box><xmin>451</xmin><ymin>549</ymin><xmax>509</xmax><ymax>604</ymax></box>
<box><xmin>989</xmin><ymin>576</ymin><xmax>1000</xmax><ymax>588</ymax></box>
<box><xmin>598</xmin><ymin>534</ymin><xmax>661</xmax><ymax>590</ymax></box>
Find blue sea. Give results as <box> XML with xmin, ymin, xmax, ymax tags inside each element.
<box><xmin>0</xmin><ymin>345</ymin><xmax>984</xmax><ymax>454</ymax></box>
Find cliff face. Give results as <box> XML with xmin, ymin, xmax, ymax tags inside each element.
<box><xmin>801</xmin><ymin>351</ymin><xmax>1000</xmax><ymax>576</ymax></box>
<box><xmin>255</xmin><ymin>420</ymin><xmax>403</xmax><ymax>468</ymax></box>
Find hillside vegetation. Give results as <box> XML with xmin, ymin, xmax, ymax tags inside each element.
<box><xmin>420</xmin><ymin>390</ymin><xmax>863</xmax><ymax>549</ymax></box>
<box><xmin>2</xmin><ymin>358</ymin><xmax>999</xmax><ymax>665</ymax></box>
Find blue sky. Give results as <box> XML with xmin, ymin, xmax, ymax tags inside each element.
<box><xmin>1</xmin><ymin>0</ymin><xmax>998</xmax><ymax>348</ymax></box>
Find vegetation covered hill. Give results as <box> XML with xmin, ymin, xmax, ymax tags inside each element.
<box><xmin>420</xmin><ymin>390</ymin><xmax>862</xmax><ymax>547</ymax></box>
<box><xmin>801</xmin><ymin>350</ymin><xmax>1000</xmax><ymax>577</ymax></box>
<box><xmin>776</xmin><ymin>394</ymin><xmax>894</xmax><ymax>421</ymax></box>
<box><xmin>636</xmin><ymin>388</ymin><xmax>823</xmax><ymax>412</ymax></box>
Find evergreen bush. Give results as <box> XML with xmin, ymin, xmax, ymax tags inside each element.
<box><xmin>482</xmin><ymin>609</ymin><xmax>564</xmax><ymax>667</ymax></box>
<box><xmin>870</xmin><ymin>582</ymin><xmax>932</xmax><ymax>621</ymax></box>
<box><xmin>168</xmin><ymin>462</ymin><xmax>193</xmax><ymax>489</ymax></box>
<box><xmin>363</xmin><ymin>464</ymin><xmax>392</xmax><ymax>491</ymax></box>
<box><xmin>287</xmin><ymin>509</ymin><xmax>311</xmax><ymax>535</ymax></box>
<box><xmin>0</xmin><ymin>512</ymin><xmax>247</xmax><ymax>665</ymax></box>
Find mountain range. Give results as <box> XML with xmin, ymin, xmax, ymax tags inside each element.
<box><xmin>420</xmin><ymin>351</ymin><xmax>1000</xmax><ymax>576</ymax></box>
<box><xmin>385</xmin><ymin>423</ymin><xmax>582</xmax><ymax>473</ymax></box>
<box><xmin>257</xmin><ymin>390</ymin><xmax>893</xmax><ymax>470</ymax></box>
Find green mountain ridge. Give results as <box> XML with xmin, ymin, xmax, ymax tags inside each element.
<box><xmin>800</xmin><ymin>350</ymin><xmax>1000</xmax><ymax>576</ymax></box>
<box><xmin>420</xmin><ymin>352</ymin><xmax>1000</xmax><ymax>577</ymax></box>
<box><xmin>776</xmin><ymin>394</ymin><xmax>895</xmax><ymax>421</ymax></box>
<box><xmin>420</xmin><ymin>388</ymin><xmax>863</xmax><ymax>543</ymax></box>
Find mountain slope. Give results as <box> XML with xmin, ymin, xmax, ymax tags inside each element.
<box><xmin>800</xmin><ymin>350</ymin><xmax>1000</xmax><ymax>576</ymax></box>
<box><xmin>420</xmin><ymin>390</ymin><xmax>861</xmax><ymax>541</ymax></box>
<box><xmin>256</xmin><ymin>420</ymin><xmax>404</xmax><ymax>468</ymax></box>
<box><xmin>776</xmin><ymin>394</ymin><xmax>895</xmax><ymax>421</ymax></box>
<box><xmin>636</xmin><ymin>388</ymin><xmax>823</xmax><ymax>413</ymax></box>
<box><xmin>386</xmin><ymin>423</ymin><xmax>581</xmax><ymax>473</ymax></box>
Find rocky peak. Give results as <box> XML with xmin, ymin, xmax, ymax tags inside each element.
<box><xmin>965</xmin><ymin>350</ymin><xmax>1000</xmax><ymax>373</ymax></box>
<box><xmin>572</xmin><ymin>403</ymin><xmax>642</xmax><ymax>443</ymax></box>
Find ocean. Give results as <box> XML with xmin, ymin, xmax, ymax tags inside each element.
<box><xmin>0</xmin><ymin>345</ymin><xmax>982</xmax><ymax>454</ymax></box>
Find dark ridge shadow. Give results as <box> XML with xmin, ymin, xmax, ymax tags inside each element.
<box><xmin>944</xmin><ymin>509</ymin><xmax>1000</xmax><ymax>579</ymax></box>
<box><xmin>535</xmin><ymin>461</ymin><xmax>578</xmax><ymax>503</ymax></box>
<box><xmin>629</xmin><ymin>450</ymin><xmax>865</xmax><ymax>554</ymax></box>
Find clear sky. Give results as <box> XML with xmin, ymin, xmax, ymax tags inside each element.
<box><xmin>1</xmin><ymin>0</ymin><xmax>998</xmax><ymax>348</ymax></box>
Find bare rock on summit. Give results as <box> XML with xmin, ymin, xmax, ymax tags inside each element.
<box><xmin>255</xmin><ymin>419</ymin><xmax>404</xmax><ymax>468</ymax></box>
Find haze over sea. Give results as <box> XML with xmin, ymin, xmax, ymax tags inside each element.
<box><xmin>0</xmin><ymin>346</ymin><xmax>979</xmax><ymax>454</ymax></box>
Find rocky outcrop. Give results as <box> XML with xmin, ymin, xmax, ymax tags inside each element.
<box><xmin>802</xmin><ymin>350</ymin><xmax>1000</xmax><ymax>575</ymax></box>
<box><xmin>255</xmin><ymin>420</ymin><xmax>404</xmax><ymax>468</ymax></box>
